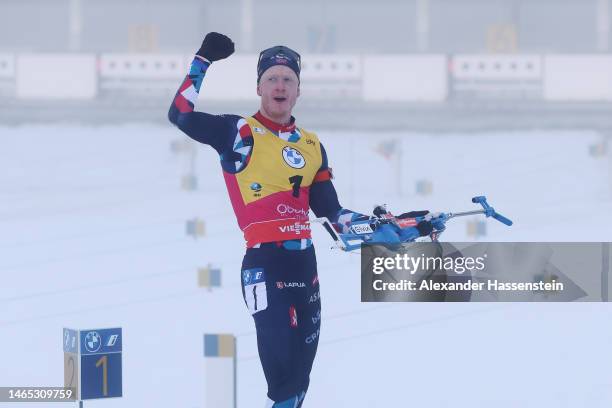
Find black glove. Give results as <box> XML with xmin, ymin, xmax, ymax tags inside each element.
<box><xmin>372</xmin><ymin>205</ymin><xmax>389</xmax><ymax>218</ymax></box>
<box><xmin>397</xmin><ymin>210</ymin><xmax>432</xmax><ymax>236</ymax></box>
<box><xmin>197</xmin><ymin>32</ymin><xmax>235</xmax><ymax>62</ymax></box>
<box><xmin>416</xmin><ymin>220</ymin><xmax>433</xmax><ymax>236</ymax></box>
<box><xmin>368</xmin><ymin>217</ymin><xmax>394</xmax><ymax>232</ymax></box>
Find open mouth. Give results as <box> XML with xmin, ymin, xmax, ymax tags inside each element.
<box><xmin>273</xmin><ymin>97</ymin><xmax>287</xmax><ymax>102</ymax></box>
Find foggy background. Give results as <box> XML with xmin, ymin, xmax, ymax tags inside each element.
<box><xmin>2</xmin><ymin>0</ymin><xmax>611</xmax><ymax>53</ymax></box>
<box><xmin>1</xmin><ymin>1</ymin><xmax>612</xmax><ymax>407</ymax></box>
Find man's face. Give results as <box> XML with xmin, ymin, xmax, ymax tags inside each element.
<box><xmin>257</xmin><ymin>65</ymin><xmax>300</xmax><ymax>124</ymax></box>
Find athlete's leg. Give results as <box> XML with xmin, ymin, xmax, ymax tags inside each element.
<box><xmin>241</xmin><ymin>247</ymin><xmax>311</xmax><ymax>406</ymax></box>
<box><xmin>295</xmin><ymin>252</ymin><xmax>321</xmax><ymax>408</ymax></box>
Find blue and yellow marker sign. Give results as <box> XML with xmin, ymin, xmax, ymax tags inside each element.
<box><xmin>63</xmin><ymin>327</ymin><xmax>123</xmax><ymax>401</ymax></box>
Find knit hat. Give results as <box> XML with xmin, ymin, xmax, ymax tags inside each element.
<box><xmin>257</xmin><ymin>45</ymin><xmax>301</xmax><ymax>83</ymax></box>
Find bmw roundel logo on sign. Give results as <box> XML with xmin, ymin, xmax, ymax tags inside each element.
<box><xmin>84</xmin><ymin>331</ymin><xmax>102</xmax><ymax>353</ymax></box>
<box><xmin>282</xmin><ymin>146</ymin><xmax>305</xmax><ymax>169</ymax></box>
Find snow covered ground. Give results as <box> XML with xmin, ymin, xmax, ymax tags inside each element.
<box><xmin>1</xmin><ymin>124</ymin><xmax>611</xmax><ymax>407</ymax></box>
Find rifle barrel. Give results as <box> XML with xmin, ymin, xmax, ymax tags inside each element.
<box><xmin>447</xmin><ymin>210</ymin><xmax>485</xmax><ymax>219</ymax></box>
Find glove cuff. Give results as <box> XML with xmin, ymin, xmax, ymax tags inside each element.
<box><xmin>195</xmin><ymin>55</ymin><xmax>211</xmax><ymax>64</ymax></box>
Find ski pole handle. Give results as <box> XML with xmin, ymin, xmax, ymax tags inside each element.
<box><xmin>493</xmin><ymin>212</ymin><xmax>513</xmax><ymax>226</ymax></box>
<box><xmin>471</xmin><ymin>196</ymin><xmax>486</xmax><ymax>204</ymax></box>
<box><xmin>471</xmin><ymin>195</ymin><xmax>513</xmax><ymax>226</ymax></box>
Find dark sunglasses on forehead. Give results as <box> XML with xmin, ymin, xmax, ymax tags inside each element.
<box><xmin>257</xmin><ymin>46</ymin><xmax>302</xmax><ymax>70</ymax></box>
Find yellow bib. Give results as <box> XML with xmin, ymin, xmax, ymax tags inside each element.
<box><xmin>236</xmin><ymin>117</ymin><xmax>322</xmax><ymax>204</ymax></box>
<box><xmin>222</xmin><ymin>116</ymin><xmax>323</xmax><ymax>245</ymax></box>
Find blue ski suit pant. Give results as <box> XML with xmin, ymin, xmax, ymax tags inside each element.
<box><xmin>241</xmin><ymin>243</ymin><xmax>321</xmax><ymax>407</ymax></box>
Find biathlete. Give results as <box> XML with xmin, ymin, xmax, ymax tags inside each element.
<box><xmin>168</xmin><ymin>32</ymin><xmax>433</xmax><ymax>407</ymax></box>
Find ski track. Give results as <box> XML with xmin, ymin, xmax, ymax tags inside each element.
<box><xmin>1</xmin><ymin>125</ymin><xmax>611</xmax><ymax>408</ymax></box>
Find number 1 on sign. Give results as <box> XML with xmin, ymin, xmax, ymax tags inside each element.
<box><xmin>95</xmin><ymin>355</ymin><xmax>108</xmax><ymax>396</ymax></box>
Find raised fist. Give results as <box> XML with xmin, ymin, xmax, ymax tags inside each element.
<box><xmin>197</xmin><ymin>32</ymin><xmax>235</xmax><ymax>62</ymax></box>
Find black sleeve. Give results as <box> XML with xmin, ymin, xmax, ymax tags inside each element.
<box><xmin>169</xmin><ymin>109</ymin><xmax>238</xmax><ymax>156</ymax></box>
<box><xmin>167</xmin><ymin>56</ymin><xmax>239</xmax><ymax>155</ymax></box>
<box><xmin>309</xmin><ymin>143</ymin><xmax>342</xmax><ymax>220</ymax></box>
